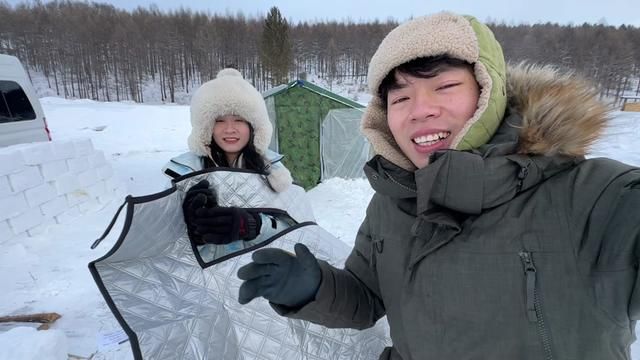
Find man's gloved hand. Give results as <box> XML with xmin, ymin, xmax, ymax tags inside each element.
<box><xmin>193</xmin><ymin>207</ymin><xmax>262</xmax><ymax>244</ymax></box>
<box><xmin>182</xmin><ymin>180</ymin><xmax>217</xmax><ymax>244</ymax></box>
<box><xmin>237</xmin><ymin>243</ymin><xmax>321</xmax><ymax>308</ymax></box>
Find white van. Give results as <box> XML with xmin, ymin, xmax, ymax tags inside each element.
<box><xmin>0</xmin><ymin>54</ymin><xmax>50</xmax><ymax>147</ymax></box>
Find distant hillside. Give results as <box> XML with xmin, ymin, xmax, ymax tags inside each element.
<box><xmin>2</xmin><ymin>1</ymin><xmax>639</xmax><ymax>105</ymax></box>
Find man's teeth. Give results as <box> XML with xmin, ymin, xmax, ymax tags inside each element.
<box><xmin>413</xmin><ymin>132</ymin><xmax>450</xmax><ymax>146</ymax></box>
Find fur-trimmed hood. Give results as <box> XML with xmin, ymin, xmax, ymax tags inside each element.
<box><xmin>362</xmin><ymin>12</ymin><xmax>610</xmax><ymax>171</ymax></box>
<box><xmin>363</xmin><ymin>12</ymin><xmax>508</xmax><ymax>170</ymax></box>
<box><xmin>362</xmin><ymin>63</ymin><xmax>610</xmax><ymax>170</ymax></box>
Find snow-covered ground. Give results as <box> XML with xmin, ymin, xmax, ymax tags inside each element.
<box><xmin>0</xmin><ymin>97</ymin><xmax>639</xmax><ymax>359</ymax></box>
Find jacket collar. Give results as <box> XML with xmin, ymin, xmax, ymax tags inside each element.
<box><xmin>365</xmin><ymin>113</ymin><xmax>582</xmax><ymax>217</ymax></box>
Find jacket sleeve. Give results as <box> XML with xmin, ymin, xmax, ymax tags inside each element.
<box><xmin>623</xmin><ymin>179</ymin><xmax>640</xmax><ymax>319</ymax></box>
<box><xmin>582</xmin><ymin>168</ymin><xmax>640</xmax><ymax>322</ymax></box>
<box><xmin>272</xmin><ymin>212</ymin><xmax>386</xmax><ymax>329</ymax></box>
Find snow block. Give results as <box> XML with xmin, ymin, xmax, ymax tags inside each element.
<box><xmin>52</xmin><ymin>173</ymin><xmax>81</xmax><ymax>195</ymax></box>
<box><xmin>19</xmin><ymin>142</ymin><xmax>55</xmax><ymax>165</ymax></box>
<box><xmin>0</xmin><ymin>176</ymin><xmax>11</xmax><ymax>197</ymax></box>
<box><xmin>0</xmin><ymin>193</ymin><xmax>28</xmax><ymax>221</ymax></box>
<box><xmin>24</xmin><ymin>182</ymin><xmax>57</xmax><ymax>208</ymax></box>
<box><xmin>73</xmin><ymin>138</ymin><xmax>94</xmax><ymax>156</ymax></box>
<box><xmin>77</xmin><ymin>169</ymin><xmax>99</xmax><ymax>187</ymax></box>
<box><xmin>104</xmin><ymin>176</ymin><xmax>120</xmax><ymax>192</ymax></box>
<box><xmin>98</xmin><ymin>194</ymin><xmax>113</xmax><ymax>204</ymax></box>
<box><xmin>39</xmin><ymin>160</ymin><xmax>69</xmax><ymax>181</ymax></box>
<box><xmin>51</xmin><ymin>141</ymin><xmax>77</xmax><ymax>160</ymax></box>
<box><xmin>96</xmin><ymin>164</ymin><xmax>114</xmax><ymax>181</ymax></box>
<box><xmin>0</xmin><ymin>220</ymin><xmax>12</xmax><ymax>243</ymax></box>
<box><xmin>66</xmin><ymin>156</ymin><xmax>90</xmax><ymax>173</ymax></box>
<box><xmin>86</xmin><ymin>181</ymin><xmax>106</xmax><ymax>198</ymax></box>
<box><xmin>27</xmin><ymin>218</ymin><xmax>56</xmax><ymax>237</ymax></box>
<box><xmin>9</xmin><ymin>207</ymin><xmax>44</xmax><ymax>234</ymax></box>
<box><xmin>78</xmin><ymin>198</ymin><xmax>100</xmax><ymax>213</ymax></box>
<box><xmin>8</xmin><ymin>166</ymin><xmax>43</xmax><ymax>193</ymax></box>
<box><xmin>40</xmin><ymin>196</ymin><xmax>68</xmax><ymax>217</ymax></box>
<box><xmin>0</xmin><ymin>150</ymin><xmax>25</xmax><ymax>176</ymax></box>
<box><xmin>1</xmin><ymin>138</ymin><xmax>117</xmax><ymax>239</ymax></box>
<box><xmin>66</xmin><ymin>190</ymin><xmax>91</xmax><ymax>207</ymax></box>
<box><xmin>88</xmin><ymin>150</ymin><xmax>107</xmax><ymax>168</ymax></box>
<box><xmin>54</xmin><ymin>206</ymin><xmax>81</xmax><ymax>224</ymax></box>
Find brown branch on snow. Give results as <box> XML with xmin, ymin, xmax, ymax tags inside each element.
<box><xmin>0</xmin><ymin>312</ymin><xmax>62</xmax><ymax>330</ymax></box>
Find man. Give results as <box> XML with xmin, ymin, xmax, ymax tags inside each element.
<box><xmin>191</xmin><ymin>12</ymin><xmax>640</xmax><ymax>360</ymax></box>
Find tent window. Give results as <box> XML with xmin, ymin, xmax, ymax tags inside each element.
<box><xmin>0</xmin><ymin>80</ymin><xmax>36</xmax><ymax>123</ymax></box>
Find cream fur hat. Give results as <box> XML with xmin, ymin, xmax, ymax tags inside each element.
<box><xmin>188</xmin><ymin>68</ymin><xmax>272</xmax><ymax>157</ymax></box>
<box><xmin>362</xmin><ymin>12</ymin><xmax>507</xmax><ymax>170</ymax></box>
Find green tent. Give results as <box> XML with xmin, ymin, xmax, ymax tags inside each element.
<box><xmin>263</xmin><ymin>80</ymin><xmax>365</xmax><ymax>189</ymax></box>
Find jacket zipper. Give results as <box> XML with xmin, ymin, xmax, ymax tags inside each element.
<box><xmin>519</xmin><ymin>251</ymin><xmax>553</xmax><ymax>360</ymax></box>
<box><xmin>383</xmin><ymin>170</ymin><xmax>417</xmax><ymax>193</ymax></box>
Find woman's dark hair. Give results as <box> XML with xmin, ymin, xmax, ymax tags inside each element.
<box><xmin>205</xmin><ymin>124</ymin><xmax>267</xmax><ymax>173</ymax></box>
<box><xmin>377</xmin><ymin>55</ymin><xmax>475</xmax><ymax>107</ymax></box>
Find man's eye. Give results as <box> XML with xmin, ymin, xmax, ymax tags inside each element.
<box><xmin>391</xmin><ymin>97</ymin><xmax>408</xmax><ymax>105</ymax></box>
<box><xmin>437</xmin><ymin>83</ymin><xmax>460</xmax><ymax>91</ymax></box>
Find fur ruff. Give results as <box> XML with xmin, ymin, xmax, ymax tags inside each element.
<box><xmin>508</xmin><ymin>63</ymin><xmax>609</xmax><ymax>156</ymax></box>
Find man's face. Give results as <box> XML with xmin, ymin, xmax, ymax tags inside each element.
<box><xmin>386</xmin><ymin>66</ymin><xmax>480</xmax><ymax>169</ymax></box>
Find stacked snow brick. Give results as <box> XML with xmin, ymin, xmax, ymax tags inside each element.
<box><xmin>0</xmin><ymin>139</ymin><xmax>120</xmax><ymax>241</ymax></box>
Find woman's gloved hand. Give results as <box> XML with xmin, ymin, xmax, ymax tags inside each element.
<box><xmin>182</xmin><ymin>180</ymin><xmax>217</xmax><ymax>244</ymax></box>
<box><xmin>193</xmin><ymin>206</ymin><xmax>262</xmax><ymax>244</ymax></box>
<box><xmin>183</xmin><ymin>179</ymin><xmax>263</xmax><ymax>245</ymax></box>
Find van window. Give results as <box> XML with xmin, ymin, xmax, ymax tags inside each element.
<box><xmin>0</xmin><ymin>80</ymin><xmax>36</xmax><ymax>123</ymax></box>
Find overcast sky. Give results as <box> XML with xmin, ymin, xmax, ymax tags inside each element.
<box><xmin>6</xmin><ymin>0</ymin><xmax>640</xmax><ymax>26</ymax></box>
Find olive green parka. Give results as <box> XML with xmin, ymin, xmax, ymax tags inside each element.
<box><xmin>278</xmin><ymin>63</ymin><xmax>640</xmax><ymax>360</ymax></box>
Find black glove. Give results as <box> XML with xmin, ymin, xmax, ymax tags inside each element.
<box><xmin>237</xmin><ymin>243</ymin><xmax>321</xmax><ymax>308</ymax></box>
<box><xmin>182</xmin><ymin>180</ymin><xmax>217</xmax><ymax>244</ymax></box>
<box><xmin>193</xmin><ymin>206</ymin><xmax>262</xmax><ymax>244</ymax></box>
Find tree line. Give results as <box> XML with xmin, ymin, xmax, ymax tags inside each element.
<box><xmin>1</xmin><ymin>1</ymin><xmax>638</xmax><ymax>104</ymax></box>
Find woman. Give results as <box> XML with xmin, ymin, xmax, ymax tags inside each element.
<box><xmin>163</xmin><ymin>68</ymin><xmax>292</xmax><ymax>193</ymax></box>
<box><xmin>164</xmin><ymin>68</ymin><xmax>294</xmax><ymax>256</ymax></box>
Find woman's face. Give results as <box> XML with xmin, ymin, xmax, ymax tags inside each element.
<box><xmin>212</xmin><ymin>115</ymin><xmax>251</xmax><ymax>162</ymax></box>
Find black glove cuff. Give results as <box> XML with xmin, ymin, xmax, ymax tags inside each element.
<box><xmin>240</xmin><ymin>211</ymin><xmax>262</xmax><ymax>240</ymax></box>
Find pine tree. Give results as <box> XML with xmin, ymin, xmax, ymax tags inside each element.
<box><xmin>260</xmin><ymin>7</ymin><xmax>292</xmax><ymax>86</ymax></box>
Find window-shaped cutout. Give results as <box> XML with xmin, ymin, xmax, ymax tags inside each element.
<box><xmin>193</xmin><ymin>210</ymin><xmax>299</xmax><ymax>267</ymax></box>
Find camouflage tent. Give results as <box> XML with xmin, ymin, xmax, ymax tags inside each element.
<box><xmin>263</xmin><ymin>80</ymin><xmax>365</xmax><ymax>189</ymax></box>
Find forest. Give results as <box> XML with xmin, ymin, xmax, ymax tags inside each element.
<box><xmin>1</xmin><ymin>1</ymin><xmax>638</xmax><ymax>104</ymax></box>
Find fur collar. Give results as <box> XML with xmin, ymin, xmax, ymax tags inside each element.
<box><xmin>508</xmin><ymin>63</ymin><xmax>609</xmax><ymax>156</ymax></box>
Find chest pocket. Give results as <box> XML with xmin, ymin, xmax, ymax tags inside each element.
<box><xmin>419</xmin><ymin>218</ymin><xmax>567</xmax><ymax>355</ymax></box>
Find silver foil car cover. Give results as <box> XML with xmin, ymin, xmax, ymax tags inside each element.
<box><xmin>89</xmin><ymin>168</ymin><xmax>391</xmax><ymax>360</ymax></box>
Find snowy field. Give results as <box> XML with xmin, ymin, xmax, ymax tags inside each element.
<box><xmin>0</xmin><ymin>97</ymin><xmax>639</xmax><ymax>359</ymax></box>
